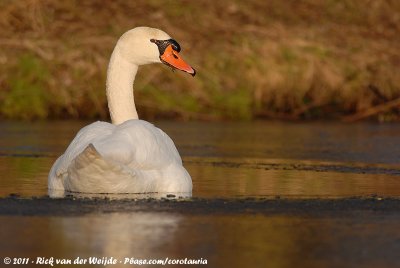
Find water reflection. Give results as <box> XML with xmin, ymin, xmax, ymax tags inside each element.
<box><xmin>0</xmin><ymin>157</ymin><xmax>49</xmax><ymax>198</ymax></box>
<box><xmin>56</xmin><ymin>213</ymin><xmax>182</xmax><ymax>259</ymax></box>
<box><xmin>1</xmin><ymin>213</ymin><xmax>398</xmax><ymax>268</ymax></box>
<box><xmin>0</xmin><ymin>212</ymin><xmax>182</xmax><ymax>260</ymax></box>
<box><xmin>186</xmin><ymin>161</ymin><xmax>400</xmax><ymax>198</ymax></box>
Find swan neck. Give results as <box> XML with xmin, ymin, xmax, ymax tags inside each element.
<box><xmin>106</xmin><ymin>49</ymin><xmax>139</xmax><ymax>125</ymax></box>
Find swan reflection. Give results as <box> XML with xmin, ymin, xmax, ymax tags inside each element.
<box><xmin>54</xmin><ymin>212</ymin><xmax>182</xmax><ymax>259</ymax></box>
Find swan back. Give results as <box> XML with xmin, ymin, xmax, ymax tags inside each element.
<box><xmin>49</xmin><ymin>120</ymin><xmax>192</xmax><ymax>196</ymax></box>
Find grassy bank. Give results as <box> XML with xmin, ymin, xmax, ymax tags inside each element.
<box><xmin>0</xmin><ymin>0</ymin><xmax>399</xmax><ymax>121</ymax></box>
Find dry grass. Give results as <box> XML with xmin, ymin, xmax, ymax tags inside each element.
<box><xmin>0</xmin><ymin>0</ymin><xmax>400</xmax><ymax>121</ymax></box>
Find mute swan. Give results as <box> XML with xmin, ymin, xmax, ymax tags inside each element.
<box><xmin>48</xmin><ymin>27</ymin><xmax>195</xmax><ymax>198</ymax></box>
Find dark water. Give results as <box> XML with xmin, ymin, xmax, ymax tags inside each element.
<box><xmin>1</xmin><ymin>121</ymin><xmax>400</xmax><ymax>268</ymax></box>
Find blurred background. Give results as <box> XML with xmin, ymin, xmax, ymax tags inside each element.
<box><xmin>0</xmin><ymin>0</ymin><xmax>399</xmax><ymax>122</ymax></box>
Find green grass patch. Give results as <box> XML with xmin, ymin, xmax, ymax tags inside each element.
<box><xmin>1</xmin><ymin>54</ymin><xmax>50</xmax><ymax>120</ymax></box>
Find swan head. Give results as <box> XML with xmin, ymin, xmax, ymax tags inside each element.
<box><xmin>116</xmin><ymin>26</ymin><xmax>196</xmax><ymax>76</ymax></box>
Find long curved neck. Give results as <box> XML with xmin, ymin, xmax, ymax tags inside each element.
<box><xmin>106</xmin><ymin>48</ymin><xmax>139</xmax><ymax>124</ymax></box>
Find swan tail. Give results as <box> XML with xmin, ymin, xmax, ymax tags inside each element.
<box><xmin>65</xmin><ymin>144</ymin><xmax>144</xmax><ymax>193</ymax></box>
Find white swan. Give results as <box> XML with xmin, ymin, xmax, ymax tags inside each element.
<box><xmin>48</xmin><ymin>27</ymin><xmax>195</xmax><ymax>198</ymax></box>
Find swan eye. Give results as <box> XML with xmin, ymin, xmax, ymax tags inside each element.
<box><xmin>169</xmin><ymin>39</ymin><xmax>181</xmax><ymax>53</ymax></box>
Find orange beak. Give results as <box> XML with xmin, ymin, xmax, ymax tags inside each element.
<box><xmin>160</xmin><ymin>45</ymin><xmax>196</xmax><ymax>76</ymax></box>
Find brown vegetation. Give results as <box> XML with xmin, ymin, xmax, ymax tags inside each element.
<box><xmin>0</xmin><ymin>0</ymin><xmax>400</xmax><ymax>121</ymax></box>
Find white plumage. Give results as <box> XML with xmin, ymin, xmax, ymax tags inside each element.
<box><xmin>48</xmin><ymin>27</ymin><xmax>194</xmax><ymax>197</ymax></box>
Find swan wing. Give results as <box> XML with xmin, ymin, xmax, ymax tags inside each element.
<box><xmin>66</xmin><ymin>144</ymin><xmax>153</xmax><ymax>193</ymax></box>
<box><xmin>48</xmin><ymin>121</ymin><xmax>114</xmax><ymax>191</ymax></box>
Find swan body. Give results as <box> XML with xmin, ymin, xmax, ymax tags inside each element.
<box><xmin>48</xmin><ymin>27</ymin><xmax>195</xmax><ymax>197</ymax></box>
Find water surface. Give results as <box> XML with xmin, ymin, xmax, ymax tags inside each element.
<box><xmin>1</xmin><ymin>121</ymin><xmax>400</xmax><ymax>268</ymax></box>
<box><xmin>1</xmin><ymin>212</ymin><xmax>399</xmax><ymax>268</ymax></box>
<box><xmin>1</xmin><ymin>121</ymin><xmax>400</xmax><ymax>198</ymax></box>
